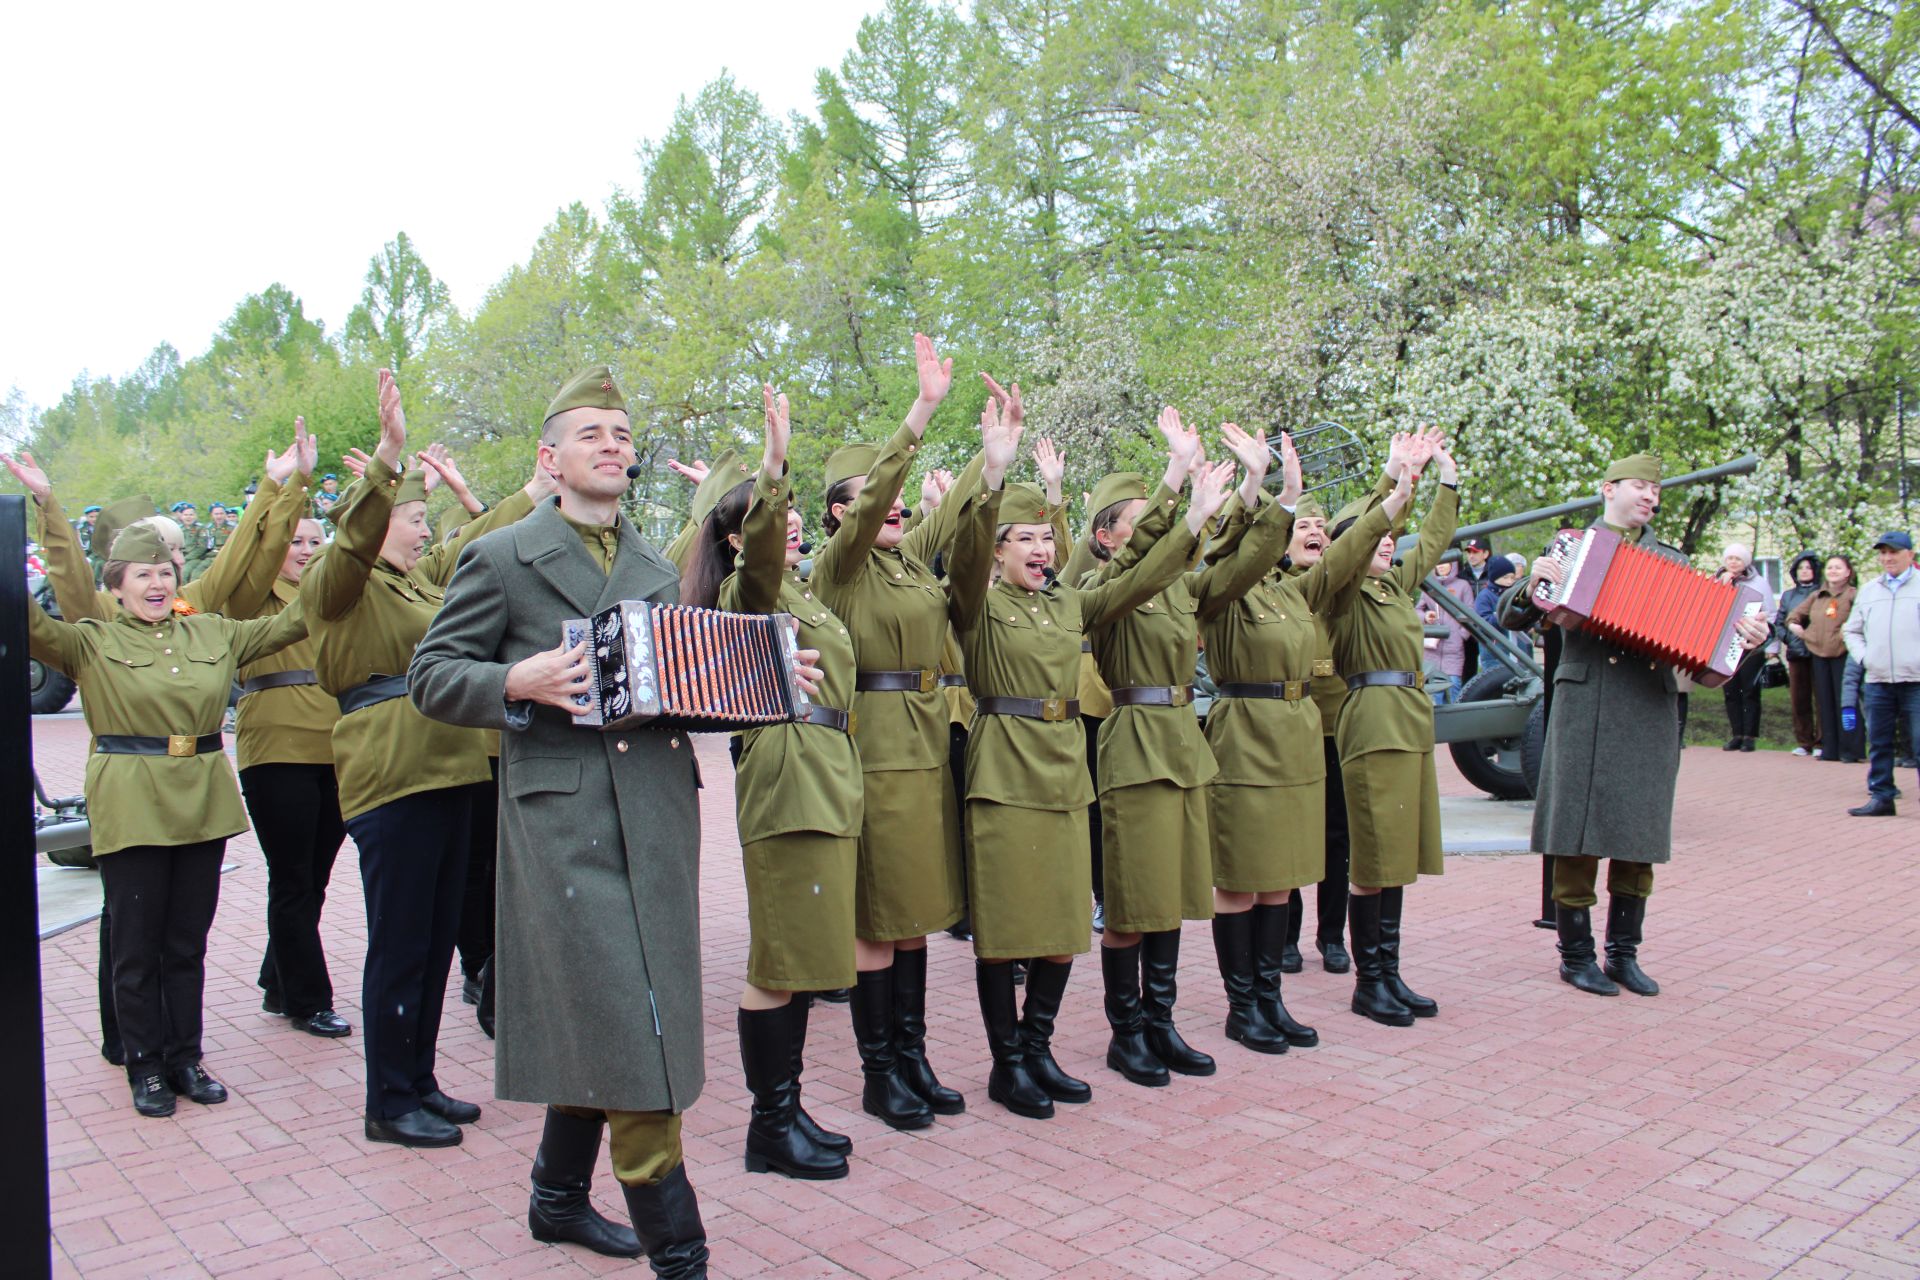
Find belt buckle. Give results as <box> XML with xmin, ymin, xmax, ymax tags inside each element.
<box><xmin>847</xmin><ymin>710</ymin><xmax>858</xmax><ymax>736</ymax></box>
<box><xmin>1172</xmin><ymin>686</ymin><xmax>1191</xmax><ymax>707</ymax></box>
<box><xmin>919</xmin><ymin>669</ymin><xmax>938</xmax><ymax>694</ymax></box>
<box><xmin>167</xmin><ymin>734</ymin><xmax>197</xmax><ymax>757</ymax></box>
<box><xmin>1312</xmin><ymin>659</ymin><xmax>1334</xmax><ymax>678</ymax></box>
<box><xmin>1042</xmin><ymin>696</ymin><xmax>1067</xmax><ymax>722</ymax></box>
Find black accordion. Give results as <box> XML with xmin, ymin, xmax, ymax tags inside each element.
<box><xmin>563</xmin><ymin>601</ymin><xmax>813</xmax><ymax>731</ymax></box>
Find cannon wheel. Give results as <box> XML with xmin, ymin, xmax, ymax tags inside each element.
<box><xmin>1449</xmin><ymin>668</ymin><xmax>1534</xmax><ymax>801</ymax></box>
<box><xmin>29</xmin><ymin>656</ymin><xmax>76</xmax><ymax>715</ymax></box>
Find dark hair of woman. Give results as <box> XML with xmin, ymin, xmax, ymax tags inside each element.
<box><xmin>679</xmin><ymin>480</ymin><xmax>754</xmax><ymax>610</ymax></box>
<box><xmin>819</xmin><ymin>478</ymin><xmax>860</xmax><ymax>537</ymax></box>
<box><xmin>1330</xmin><ymin>514</ymin><xmax>1359</xmax><ymax>542</ymax></box>
<box><xmin>1826</xmin><ymin>553</ymin><xmax>1856</xmax><ymax>587</ymax></box>
<box><xmin>1088</xmin><ymin>500</ymin><xmax>1129</xmax><ymax>563</ymax></box>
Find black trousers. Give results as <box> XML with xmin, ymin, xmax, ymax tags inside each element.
<box><xmin>97</xmin><ymin>840</ymin><xmax>225</xmax><ymax>1074</ymax></box>
<box><xmin>243</xmin><ymin>763</ymin><xmax>347</xmax><ymax>1018</ymax></box>
<box><xmin>347</xmin><ymin>785</ymin><xmax>475</xmax><ymax>1118</ymax></box>
<box><xmin>458</xmin><ymin>761</ymin><xmax>500</xmax><ymax>982</ymax></box>
<box><xmin>1722</xmin><ymin>647</ymin><xmax>1766</xmax><ymax>738</ymax></box>
<box><xmin>1809</xmin><ymin>654</ymin><xmax>1863</xmax><ymax>761</ymax></box>
<box><xmin>98</xmin><ymin>910</ymin><xmax>120</xmax><ymax>1054</ymax></box>
<box><xmin>1084</xmin><ymin>714</ymin><xmax>1104</xmax><ymax>906</ymax></box>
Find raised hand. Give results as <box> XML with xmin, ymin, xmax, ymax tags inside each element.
<box><xmin>760</xmin><ymin>383</ymin><xmax>791</xmax><ymax>480</ymax></box>
<box><xmin>665</xmin><ymin>458</ymin><xmax>709</xmax><ymax>486</ymax></box>
<box><xmin>341</xmin><ymin>447</ymin><xmax>372</xmax><ymax>479</ymax></box>
<box><xmin>1033</xmin><ymin>436</ymin><xmax>1065</xmax><ymax>505</ymax></box>
<box><xmin>980</xmin><ymin>373</ymin><xmax>1025</xmax><ymax>428</ymax></box>
<box><xmin>920</xmin><ymin>468</ymin><xmax>953</xmax><ymax>512</ymax></box>
<box><xmin>1156</xmin><ymin>407</ymin><xmax>1203</xmax><ymax>478</ymax></box>
<box><xmin>419</xmin><ymin>442</ymin><xmax>481</xmax><ymax>511</ymax></box>
<box><xmin>1382</xmin><ymin>463</ymin><xmax>1416</xmax><ymax>521</ymax></box>
<box><xmin>295</xmin><ymin>415</ymin><xmax>318</xmax><ymax>476</ymax></box>
<box><xmin>264</xmin><ymin>416</ymin><xmax>305</xmax><ymax>485</ymax></box>
<box><xmin>915</xmin><ymin>332</ymin><xmax>953</xmax><ymax>407</ymax></box>
<box><xmin>1385</xmin><ymin>430</ymin><xmax>1413</xmax><ymax>479</ymax></box>
<box><xmin>980</xmin><ymin>397</ymin><xmax>1024</xmax><ymax>489</ymax></box>
<box><xmin>1431</xmin><ymin>433</ymin><xmax>1459</xmax><ymax>486</ymax></box>
<box><xmin>375</xmin><ymin>368</ymin><xmax>407</xmax><ymax>469</ymax></box>
<box><xmin>1219</xmin><ymin>422</ymin><xmax>1269</xmax><ymax>507</ymax></box>
<box><xmin>1274</xmin><ymin>431</ymin><xmax>1303</xmax><ymax>508</ymax></box>
<box><xmin>1</xmin><ymin>449</ymin><xmax>51</xmax><ymax>501</ymax></box>
<box><xmin>1185</xmin><ymin>458</ymin><xmax>1238</xmax><ymax>535</ymax></box>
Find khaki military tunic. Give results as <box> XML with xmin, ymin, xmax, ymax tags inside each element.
<box><xmin>28</xmin><ymin>603</ymin><xmax>308</xmax><ymax>855</ymax></box>
<box><xmin>718</xmin><ymin>468</ymin><xmax>863</xmax><ymax>988</ymax></box>
<box><xmin>303</xmin><ymin>454</ymin><xmax>533</xmax><ymax>820</ymax></box>
<box><xmin>958</xmin><ymin>505</ymin><xmax>1200</xmax><ymax>959</ymax></box>
<box><xmin>813</xmin><ymin>423</ymin><xmax>989</xmax><ymax>940</ymax></box>
<box><xmin>1326</xmin><ymin>486</ymin><xmax>1459</xmax><ymax>887</ymax></box>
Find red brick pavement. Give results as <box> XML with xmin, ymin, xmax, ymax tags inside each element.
<box><xmin>34</xmin><ymin>713</ymin><xmax>1920</xmax><ymax>1278</ymax></box>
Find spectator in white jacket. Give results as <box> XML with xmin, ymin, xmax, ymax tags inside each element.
<box><xmin>1843</xmin><ymin>531</ymin><xmax>1920</xmax><ymax>816</ymax></box>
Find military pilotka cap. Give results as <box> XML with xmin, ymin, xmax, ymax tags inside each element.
<box><xmin>1088</xmin><ymin>472</ymin><xmax>1148</xmax><ymax>520</ymax></box>
<box><xmin>1294</xmin><ymin>495</ymin><xmax>1327</xmax><ymax>521</ymax></box>
<box><xmin>544</xmin><ymin>364</ymin><xmax>628</xmax><ymax>424</ymax></box>
<box><xmin>107</xmin><ymin>522</ymin><xmax>172</xmax><ymax>566</ymax></box>
<box><xmin>998</xmin><ymin>482</ymin><xmax>1049</xmax><ymax>526</ymax></box>
<box><xmin>689</xmin><ymin>449</ymin><xmax>752</xmax><ymax>527</ymax></box>
<box><xmin>824</xmin><ymin>443</ymin><xmax>879</xmax><ymax>495</ymax></box>
<box><xmin>93</xmin><ymin>496</ymin><xmax>159</xmax><ymax>563</ymax></box>
<box><xmin>393</xmin><ymin>469</ymin><xmax>429</xmax><ymax>506</ymax></box>
<box><xmin>1873</xmin><ymin>530</ymin><xmax>1913</xmax><ymax>552</ymax></box>
<box><xmin>1602</xmin><ymin>453</ymin><xmax>1662</xmax><ymax>484</ymax></box>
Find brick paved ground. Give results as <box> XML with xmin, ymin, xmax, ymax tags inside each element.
<box><xmin>35</xmin><ymin>712</ymin><xmax>1920</xmax><ymax>1279</ymax></box>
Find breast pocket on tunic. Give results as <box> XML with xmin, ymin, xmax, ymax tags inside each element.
<box><xmin>1553</xmin><ymin>662</ymin><xmax>1589</xmax><ymax>686</ymax></box>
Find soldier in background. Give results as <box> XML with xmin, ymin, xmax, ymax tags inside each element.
<box><xmin>77</xmin><ymin>503</ymin><xmax>103</xmax><ymax>579</ymax></box>
<box><xmin>174</xmin><ymin>502</ymin><xmax>215</xmax><ymax>581</ymax></box>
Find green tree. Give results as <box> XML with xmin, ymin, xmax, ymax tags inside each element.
<box><xmin>344</xmin><ymin>231</ymin><xmax>452</xmax><ymax>377</ymax></box>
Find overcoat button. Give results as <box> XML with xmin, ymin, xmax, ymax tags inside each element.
<box><xmin>616</xmin><ymin>740</ymin><xmax>629</xmax><ymax>753</ymax></box>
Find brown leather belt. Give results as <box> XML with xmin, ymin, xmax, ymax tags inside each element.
<box><xmin>855</xmin><ymin>669</ymin><xmax>939</xmax><ymax>693</ymax></box>
<box><xmin>802</xmin><ymin>706</ymin><xmax>853</xmax><ymax>733</ymax></box>
<box><xmin>95</xmin><ymin>732</ymin><xmax>223</xmax><ymax>758</ymax></box>
<box><xmin>1345</xmin><ymin>670</ymin><xmax>1422</xmax><ymax>691</ymax></box>
<box><xmin>1108</xmin><ymin>685</ymin><xmax>1194</xmax><ymax>708</ymax></box>
<box><xmin>239</xmin><ymin>669</ymin><xmax>319</xmax><ymax>696</ymax></box>
<box><xmin>1217</xmin><ymin>681</ymin><xmax>1311</xmax><ymax>701</ymax></box>
<box><xmin>337</xmin><ymin>673</ymin><xmax>409</xmax><ymax>715</ymax></box>
<box><xmin>937</xmin><ymin>674</ymin><xmax>967</xmax><ymax>688</ymax></box>
<box><xmin>975</xmin><ymin>696</ymin><xmax>1080</xmax><ymax>722</ymax></box>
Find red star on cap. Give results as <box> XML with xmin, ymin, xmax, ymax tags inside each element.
<box><xmin>601</xmin><ymin>379</ymin><xmax>612</xmax><ymax>391</ymax></box>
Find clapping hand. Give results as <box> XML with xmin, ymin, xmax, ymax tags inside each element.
<box><xmin>340</xmin><ymin>447</ymin><xmax>373</xmax><ymax>480</ymax></box>
<box><xmin>915</xmin><ymin>333</ymin><xmax>953</xmax><ymax>408</ymax></box>
<box><xmin>1033</xmin><ymin>437</ymin><xmax>1064</xmax><ymax>506</ymax></box>
<box><xmin>761</xmin><ymin>384</ymin><xmax>791</xmax><ymax>480</ymax></box>
<box><xmin>981</xmin><ymin>372</ymin><xmax>1025</xmax><ymax>429</ymax></box>
<box><xmin>1185</xmin><ymin>458</ymin><xmax>1238</xmax><ymax>535</ymax></box>
<box><xmin>1219</xmin><ymin>422</ymin><xmax>1269</xmax><ymax>507</ymax></box>
<box><xmin>375</xmin><ymin>369</ymin><xmax>407</xmax><ymax>469</ymax></box>
<box><xmin>1156</xmin><ymin>407</ymin><xmax>1203</xmax><ymax>483</ymax></box>
<box><xmin>979</xmin><ymin>396</ymin><xmax>1025</xmax><ymax>489</ymax></box>
<box><xmin>1273</xmin><ymin>431</ymin><xmax>1303</xmax><ymax>508</ymax></box>
<box><xmin>920</xmin><ymin>468</ymin><xmax>954</xmax><ymax>512</ymax></box>
<box><xmin>265</xmin><ymin>416</ymin><xmax>315</xmax><ymax>486</ymax></box>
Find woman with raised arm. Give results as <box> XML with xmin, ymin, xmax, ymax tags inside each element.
<box><xmin>674</xmin><ymin>386</ymin><xmax>862</xmax><ymax>1181</ymax></box>
<box><xmin>1078</xmin><ymin>414</ymin><xmax>1299</xmax><ymax>1085</ymax></box>
<box><xmin>955</xmin><ymin>411</ymin><xmax>1238</xmax><ymax>1118</ymax></box>
<box><xmin>811</xmin><ymin>333</ymin><xmax>990</xmax><ymax>1130</ymax></box>
<box><xmin>23</xmin><ymin>518</ymin><xmax>309</xmax><ymax>1117</ymax></box>
<box><xmin>1199</xmin><ymin>440</ymin><xmax>1412</xmax><ymax>1054</ymax></box>
<box><xmin>303</xmin><ymin>368</ymin><xmax>546</xmax><ymax>1149</ymax></box>
<box><xmin>1323</xmin><ymin>430</ymin><xmax>1458</xmax><ymax>1027</ymax></box>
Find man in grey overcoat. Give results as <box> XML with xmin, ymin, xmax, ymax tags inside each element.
<box><xmin>1501</xmin><ymin>453</ymin><xmax>1769</xmax><ymax>998</ymax></box>
<box><xmin>409</xmin><ymin>367</ymin><xmax>710</xmax><ymax>1275</ymax></box>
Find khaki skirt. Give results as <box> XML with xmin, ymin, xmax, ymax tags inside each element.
<box><xmin>966</xmin><ymin>801</ymin><xmax>1092</xmax><ymax>960</ymax></box>
<box><xmin>1100</xmin><ymin>782</ymin><xmax>1213</xmax><ymax>933</ymax></box>
<box><xmin>856</xmin><ymin>765</ymin><xmax>964</xmax><ymax>941</ymax></box>
<box><xmin>1344</xmin><ymin>748</ymin><xmax>1443</xmax><ymax>888</ymax></box>
<box><xmin>743</xmin><ymin>831</ymin><xmax>858</xmax><ymax>991</ymax></box>
<box><xmin>1209</xmin><ymin>780</ymin><xmax>1326</xmax><ymax>893</ymax></box>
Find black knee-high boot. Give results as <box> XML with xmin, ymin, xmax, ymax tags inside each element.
<box><xmin>1101</xmin><ymin>942</ymin><xmax>1169</xmax><ymax>1085</ymax></box>
<box><xmin>1281</xmin><ymin>889</ymin><xmax>1305</xmax><ymax>973</ymax></box>
<box><xmin>1376</xmin><ymin>887</ymin><xmax>1437</xmax><ymax>1017</ymax></box>
<box><xmin>1210</xmin><ymin>912</ymin><xmax>1286</xmax><ymax>1053</ymax></box>
<box><xmin>739</xmin><ymin>1005</ymin><xmax>847</xmax><ymax>1180</ymax></box>
<box><xmin>1602</xmin><ymin>896</ymin><xmax>1659</xmax><ymax>996</ymax></box>
<box><xmin>1252</xmin><ymin>902</ymin><xmax>1319</xmax><ymax>1046</ymax></box>
<box><xmin>850</xmin><ymin>968</ymin><xmax>933</xmax><ymax>1129</ymax></box>
<box><xmin>1140</xmin><ymin>929</ymin><xmax>1215</xmax><ymax>1075</ymax></box>
<box><xmin>529</xmin><ymin>1108</ymin><xmax>643</xmax><ymax>1258</ymax></box>
<box><xmin>788</xmin><ymin>995</ymin><xmax>850</xmax><ymax>1153</ymax></box>
<box><xmin>978</xmin><ymin>960</ymin><xmax>1054</xmax><ymax>1118</ymax></box>
<box><xmin>1348</xmin><ymin>893</ymin><xmax>1413</xmax><ymax>1026</ymax></box>
<box><xmin>621</xmin><ymin>1164</ymin><xmax>709</xmax><ymax>1279</ymax></box>
<box><xmin>891</xmin><ymin>947</ymin><xmax>964</xmax><ymax>1114</ymax></box>
<box><xmin>1556</xmin><ymin>905</ymin><xmax>1620</xmax><ymax>996</ymax></box>
<box><xmin>1021</xmin><ymin>958</ymin><xmax>1092</xmax><ymax>1102</ymax></box>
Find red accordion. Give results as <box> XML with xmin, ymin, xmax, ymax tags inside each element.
<box><xmin>562</xmin><ymin>601</ymin><xmax>813</xmax><ymax>731</ymax></box>
<box><xmin>1530</xmin><ymin>527</ymin><xmax>1764</xmax><ymax>687</ymax></box>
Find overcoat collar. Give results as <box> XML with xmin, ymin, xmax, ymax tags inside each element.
<box><xmin>517</xmin><ymin>497</ymin><xmax>678</xmax><ymax>616</ymax></box>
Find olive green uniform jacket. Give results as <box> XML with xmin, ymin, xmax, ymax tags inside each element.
<box><xmin>408</xmin><ymin>497</ymin><xmax>706</xmax><ymax>1115</ymax></box>
<box><xmin>29</xmin><ymin>601</ymin><xmax>308</xmax><ymax>855</ymax></box>
<box><xmin>301</xmin><ymin>455</ymin><xmax>534</xmax><ymax>820</ymax></box>
<box><xmin>1498</xmin><ymin>522</ymin><xmax>1684</xmax><ymax>865</ymax></box>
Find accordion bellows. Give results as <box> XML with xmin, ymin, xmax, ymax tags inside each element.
<box><xmin>564</xmin><ymin>601</ymin><xmax>814</xmax><ymax>731</ymax></box>
<box><xmin>1531</xmin><ymin>527</ymin><xmax>1764</xmax><ymax>687</ymax></box>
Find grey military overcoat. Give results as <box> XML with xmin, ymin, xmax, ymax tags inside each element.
<box><xmin>1499</xmin><ymin>527</ymin><xmax>1686</xmax><ymax>865</ymax></box>
<box><xmin>409</xmin><ymin>498</ymin><xmax>705</xmax><ymax>1113</ymax></box>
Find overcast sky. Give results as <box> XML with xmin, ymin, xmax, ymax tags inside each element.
<box><xmin>1</xmin><ymin>0</ymin><xmax>881</xmax><ymax>409</ymax></box>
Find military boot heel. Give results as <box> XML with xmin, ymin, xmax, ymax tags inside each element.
<box><xmin>1100</xmin><ymin>943</ymin><xmax>1170</xmax><ymax>1085</ymax></box>
<box><xmin>528</xmin><ymin>1107</ymin><xmax>643</xmax><ymax>1257</ymax></box>
<box><xmin>1377</xmin><ymin>887</ymin><xmax>1437</xmax><ymax>1018</ymax></box>
<box><xmin>788</xmin><ymin>996</ymin><xmax>851</xmax><ymax>1155</ymax></box>
<box><xmin>891</xmin><ymin>947</ymin><xmax>965</xmax><ymax>1115</ymax></box>
<box><xmin>1602</xmin><ymin>896</ymin><xmax>1660</xmax><ymax>996</ymax></box>
<box><xmin>1140</xmin><ymin>929</ymin><xmax>1215</xmax><ymax>1076</ymax></box>
<box><xmin>1253</xmin><ymin>902</ymin><xmax>1319</xmax><ymax>1046</ymax></box>
<box><xmin>1210</xmin><ymin>912</ymin><xmax>1287</xmax><ymax>1053</ymax></box>
<box><xmin>1348</xmin><ymin>894</ymin><xmax>1414</xmax><ymax>1027</ymax></box>
<box><xmin>977</xmin><ymin>961</ymin><xmax>1054</xmax><ymax>1119</ymax></box>
<box><xmin>1556</xmin><ymin>906</ymin><xmax>1621</xmax><ymax>996</ymax></box>
<box><xmin>739</xmin><ymin>1006</ymin><xmax>848</xmax><ymax>1180</ymax></box>
<box><xmin>621</xmin><ymin>1165</ymin><xmax>710</xmax><ymax>1279</ymax></box>
<box><xmin>849</xmin><ymin>968</ymin><xmax>933</xmax><ymax>1130</ymax></box>
<box><xmin>1020</xmin><ymin>958</ymin><xmax>1092</xmax><ymax>1102</ymax></box>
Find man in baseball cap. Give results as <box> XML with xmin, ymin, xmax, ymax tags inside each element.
<box><xmin>1844</xmin><ymin>530</ymin><xmax>1918</xmax><ymax>816</ymax></box>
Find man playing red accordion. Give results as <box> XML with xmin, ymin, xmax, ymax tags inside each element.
<box><xmin>1499</xmin><ymin>453</ymin><xmax>1769</xmax><ymax>997</ymax></box>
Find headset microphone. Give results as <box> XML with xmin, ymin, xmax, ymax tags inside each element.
<box><xmin>797</xmin><ymin>542</ymin><xmax>814</xmax><ymax>555</ymax></box>
<box><xmin>625</xmin><ymin>463</ymin><xmax>643</xmax><ymax>479</ymax></box>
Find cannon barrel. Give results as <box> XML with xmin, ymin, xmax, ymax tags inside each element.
<box><xmin>1396</xmin><ymin>453</ymin><xmax>1761</xmax><ymax>554</ymax></box>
